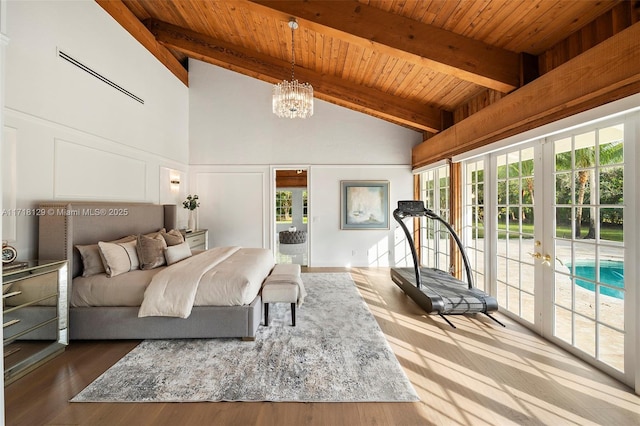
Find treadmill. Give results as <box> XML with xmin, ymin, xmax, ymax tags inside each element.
<box><xmin>390</xmin><ymin>200</ymin><xmax>504</xmax><ymax>328</ymax></box>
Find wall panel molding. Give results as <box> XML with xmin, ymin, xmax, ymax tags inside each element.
<box><xmin>2</xmin><ymin>126</ymin><xmax>17</xmax><ymax>241</ymax></box>
<box><xmin>193</xmin><ymin>169</ymin><xmax>268</xmax><ymax>249</ymax></box>
<box><xmin>54</xmin><ymin>138</ymin><xmax>146</xmax><ymax>200</ymax></box>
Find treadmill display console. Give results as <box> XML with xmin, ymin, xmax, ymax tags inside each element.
<box><xmin>397</xmin><ymin>200</ymin><xmax>425</xmax><ymax>213</ymax></box>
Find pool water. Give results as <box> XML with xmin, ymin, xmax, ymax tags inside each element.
<box><xmin>566</xmin><ymin>260</ymin><xmax>624</xmax><ymax>299</ymax></box>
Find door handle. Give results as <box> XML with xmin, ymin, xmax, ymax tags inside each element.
<box><xmin>529</xmin><ymin>252</ymin><xmax>551</xmax><ymax>265</ymax></box>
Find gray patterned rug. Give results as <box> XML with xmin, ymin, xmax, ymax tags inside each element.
<box><xmin>71</xmin><ymin>273</ymin><xmax>418</xmax><ymax>403</ymax></box>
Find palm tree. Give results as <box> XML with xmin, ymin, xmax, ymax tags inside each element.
<box><xmin>576</xmin><ymin>167</ymin><xmax>594</xmax><ymax>238</ymax></box>
<box><xmin>507</xmin><ymin>158</ymin><xmax>534</xmax><ymax>221</ymax></box>
<box><xmin>556</xmin><ymin>139</ymin><xmax>623</xmax><ymax>238</ymax></box>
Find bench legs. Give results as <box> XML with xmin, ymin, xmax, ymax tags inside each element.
<box><xmin>263</xmin><ymin>303</ymin><xmax>296</xmax><ymax>326</ymax></box>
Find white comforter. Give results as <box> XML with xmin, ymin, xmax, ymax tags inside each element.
<box><xmin>138</xmin><ymin>246</ymin><xmax>274</xmax><ymax>318</ymax></box>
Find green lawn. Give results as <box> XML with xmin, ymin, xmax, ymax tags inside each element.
<box><xmin>474</xmin><ymin>223</ymin><xmax>623</xmax><ymax>242</ymax></box>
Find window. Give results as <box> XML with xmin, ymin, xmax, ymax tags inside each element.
<box><xmin>302</xmin><ymin>190</ymin><xmax>308</xmax><ymax>223</ymax></box>
<box><xmin>275</xmin><ymin>190</ymin><xmax>292</xmax><ymax>223</ymax></box>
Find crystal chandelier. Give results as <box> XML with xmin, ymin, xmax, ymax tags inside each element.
<box><xmin>273</xmin><ymin>18</ymin><xmax>314</xmax><ymax>119</ymax></box>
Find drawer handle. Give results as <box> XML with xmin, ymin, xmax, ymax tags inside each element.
<box><xmin>3</xmin><ymin>319</ymin><xmax>20</xmax><ymax>328</ymax></box>
<box><xmin>2</xmin><ymin>291</ymin><xmax>22</xmax><ymax>299</ymax></box>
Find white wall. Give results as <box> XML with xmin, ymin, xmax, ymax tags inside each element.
<box><xmin>3</xmin><ymin>0</ymin><xmax>189</xmax><ymax>258</ymax></box>
<box><xmin>192</xmin><ymin>165</ymin><xmax>271</xmax><ymax>249</ymax></box>
<box><xmin>189</xmin><ymin>60</ymin><xmax>422</xmax><ymax>266</ymax></box>
<box><xmin>189</xmin><ymin>60</ymin><xmax>421</xmax><ymax>165</ymax></box>
<box><xmin>309</xmin><ymin>165</ymin><xmax>415</xmax><ymax>267</ymax></box>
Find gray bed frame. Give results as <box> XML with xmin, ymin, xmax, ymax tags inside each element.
<box><xmin>38</xmin><ymin>201</ymin><xmax>262</xmax><ymax>340</ymax></box>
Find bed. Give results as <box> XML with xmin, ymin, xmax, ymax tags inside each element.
<box><xmin>37</xmin><ymin>201</ymin><xmax>274</xmax><ymax>340</ymax></box>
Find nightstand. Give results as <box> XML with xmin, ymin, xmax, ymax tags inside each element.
<box><xmin>183</xmin><ymin>229</ymin><xmax>209</xmax><ymax>251</ymax></box>
<box><xmin>3</xmin><ymin>259</ymin><xmax>68</xmax><ymax>385</ymax></box>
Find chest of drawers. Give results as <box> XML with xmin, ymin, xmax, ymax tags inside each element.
<box><xmin>183</xmin><ymin>229</ymin><xmax>209</xmax><ymax>251</ymax></box>
<box><xmin>3</xmin><ymin>260</ymin><xmax>68</xmax><ymax>385</ymax></box>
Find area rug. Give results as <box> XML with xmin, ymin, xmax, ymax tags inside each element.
<box><xmin>71</xmin><ymin>273</ymin><xmax>419</xmax><ymax>403</ymax></box>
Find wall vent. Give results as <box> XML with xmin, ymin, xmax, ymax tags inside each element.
<box><xmin>58</xmin><ymin>50</ymin><xmax>144</xmax><ymax>105</ymax></box>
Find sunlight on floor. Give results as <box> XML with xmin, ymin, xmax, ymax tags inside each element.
<box><xmin>351</xmin><ymin>268</ymin><xmax>640</xmax><ymax>425</ymax></box>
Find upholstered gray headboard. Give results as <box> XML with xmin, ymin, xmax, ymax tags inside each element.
<box><xmin>38</xmin><ymin>202</ymin><xmax>177</xmax><ymax>280</ymax></box>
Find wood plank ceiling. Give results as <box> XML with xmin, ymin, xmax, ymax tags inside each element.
<box><xmin>100</xmin><ymin>0</ymin><xmax>625</xmax><ymax>134</ymax></box>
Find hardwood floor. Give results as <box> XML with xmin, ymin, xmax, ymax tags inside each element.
<box><xmin>5</xmin><ymin>267</ymin><xmax>640</xmax><ymax>425</ymax></box>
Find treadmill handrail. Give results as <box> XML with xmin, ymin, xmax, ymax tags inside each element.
<box><xmin>393</xmin><ymin>209</ymin><xmax>422</xmax><ymax>288</ymax></box>
<box><xmin>394</xmin><ymin>202</ymin><xmax>474</xmax><ymax>290</ymax></box>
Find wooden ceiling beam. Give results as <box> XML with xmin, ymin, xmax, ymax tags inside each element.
<box><xmin>146</xmin><ymin>19</ymin><xmax>443</xmax><ymax>132</ymax></box>
<box><xmin>96</xmin><ymin>0</ymin><xmax>188</xmax><ymax>86</ymax></box>
<box><xmin>248</xmin><ymin>0</ymin><xmax>520</xmax><ymax>93</ymax></box>
<box><xmin>276</xmin><ymin>170</ymin><xmax>307</xmax><ymax>188</ymax></box>
<box><xmin>412</xmin><ymin>23</ymin><xmax>640</xmax><ymax>168</ymax></box>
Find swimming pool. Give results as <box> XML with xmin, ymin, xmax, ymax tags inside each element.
<box><xmin>565</xmin><ymin>260</ymin><xmax>624</xmax><ymax>299</ymax></box>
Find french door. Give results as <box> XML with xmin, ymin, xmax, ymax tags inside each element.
<box><xmin>467</xmin><ymin>116</ymin><xmax>631</xmax><ymax>384</ymax></box>
<box><xmin>494</xmin><ymin>145</ymin><xmax>539</xmax><ymax>325</ymax></box>
<box><xmin>545</xmin><ymin>122</ymin><xmax>626</xmax><ymax>377</ymax></box>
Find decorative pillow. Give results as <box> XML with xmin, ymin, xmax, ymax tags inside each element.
<box><xmin>161</xmin><ymin>229</ymin><xmax>185</xmax><ymax>246</ymax></box>
<box><xmin>76</xmin><ymin>244</ymin><xmax>105</xmax><ymax>277</ymax></box>
<box><xmin>98</xmin><ymin>239</ymin><xmax>140</xmax><ymax>277</ymax></box>
<box><xmin>119</xmin><ymin>240</ymin><xmax>140</xmax><ymax>270</ymax></box>
<box><xmin>76</xmin><ymin>235</ymin><xmax>136</xmax><ymax>277</ymax></box>
<box><xmin>144</xmin><ymin>228</ymin><xmax>166</xmax><ymax>239</ymax></box>
<box><xmin>164</xmin><ymin>242</ymin><xmax>192</xmax><ymax>265</ymax></box>
<box><xmin>136</xmin><ymin>233</ymin><xmax>167</xmax><ymax>270</ymax></box>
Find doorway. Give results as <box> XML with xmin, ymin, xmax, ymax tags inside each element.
<box><xmin>274</xmin><ymin>168</ymin><xmax>308</xmax><ymax>266</ymax></box>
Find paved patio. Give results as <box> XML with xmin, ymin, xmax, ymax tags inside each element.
<box><xmin>494</xmin><ymin>237</ymin><xmax>625</xmax><ymax>371</ymax></box>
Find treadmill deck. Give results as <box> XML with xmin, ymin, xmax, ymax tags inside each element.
<box><xmin>390</xmin><ymin>267</ymin><xmax>498</xmax><ymax>314</ymax></box>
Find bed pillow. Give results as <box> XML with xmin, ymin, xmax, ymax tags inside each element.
<box><xmin>76</xmin><ymin>235</ymin><xmax>136</xmax><ymax>277</ymax></box>
<box><xmin>98</xmin><ymin>239</ymin><xmax>140</xmax><ymax>277</ymax></box>
<box><xmin>161</xmin><ymin>229</ymin><xmax>185</xmax><ymax>246</ymax></box>
<box><xmin>76</xmin><ymin>244</ymin><xmax>105</xmax><ymax>277</ymax></box>
<box><xmin>136</xmin><ymin>233</ymin><xmax>167</xmax><ymax>270</ymax></box>
<box><xmin>164</xmin><ymin>242</ymin><xmax>192</xmax><ymax>265</ymax></box>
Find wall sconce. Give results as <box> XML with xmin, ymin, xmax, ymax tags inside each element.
<box><xmin>170</xmin><ymin>175</ymin><xmax>181</xmax><ymax>192</ymax></box>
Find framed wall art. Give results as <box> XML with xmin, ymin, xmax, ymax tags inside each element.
<box><xmin>340</xmin><ymin>180</ymin><xmax>390</xmax><ymax>230</ymax></box>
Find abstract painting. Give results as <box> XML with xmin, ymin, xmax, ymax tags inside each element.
<box><xmin>340</xmin><ymin>181</ymin><xmax>389</xmax><ymax>229</ymax></box>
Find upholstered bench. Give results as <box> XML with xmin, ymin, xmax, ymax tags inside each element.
<box><xmin>262</xmin><ymin>263</ymin><xmax>302</xmax><ymax>326</ymax></box>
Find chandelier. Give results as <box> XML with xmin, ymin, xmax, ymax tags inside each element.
<box><xmin>272</xmin><ymin>18</ymin><xmax>314</xmax><ymax>119</ymax></box>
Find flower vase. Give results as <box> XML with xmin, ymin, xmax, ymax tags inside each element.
<box><xmin>188</xmin><ymin>210</ymin><xmax>196</xmax><ymax>231</ymax></box>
